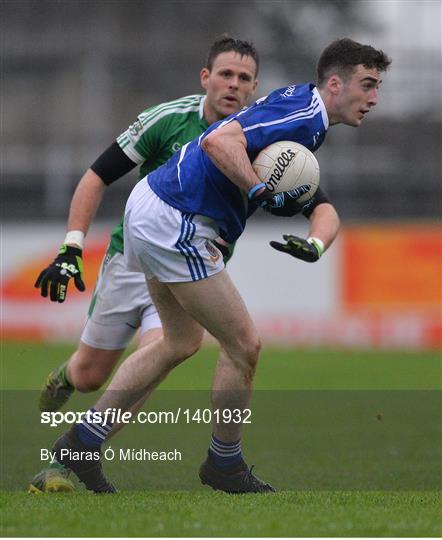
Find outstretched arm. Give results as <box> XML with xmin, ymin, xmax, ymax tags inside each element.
<box><xmin>306</xmin><ymin>202</ymin><xmax>340</xmax><ymax>252</ymax></box>
<box><xmin>270</xmin><ymin>202</ymin><xmax>340</xmax><ymax>262</ymax></box>
<box><xmin>35</xmin><ymin>143</ymin><xmax>137</xmax><ymax>302</ymax></box>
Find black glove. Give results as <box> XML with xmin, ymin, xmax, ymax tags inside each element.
<box><xmin>35</xmin><ymin>244</ymin><xmax>85</xmax><ymax>302</ymax></box>
<box><xmin>270</xmin><ymin>235</ymin><xmax>324</xmax><ymax>262</ymax></box>
<box><xmin>249</xmin><ymin>183</ymin><xmax>311</xmax><ymax>217</ymax></box>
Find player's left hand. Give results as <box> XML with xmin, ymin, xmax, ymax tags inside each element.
<box><xmin>270</xmin><ymin>234</ymin><xmax>324</xmax><ymax>262</ymax></box>
<box><xmin>266</xmin><ymin>185</ymin><xmax>312</xmax><ymax>216</ymax></box>
<box><xmin>249</xmin><ymin>183</ymin><xmax>311</xmax><ymax>217</ymax></box>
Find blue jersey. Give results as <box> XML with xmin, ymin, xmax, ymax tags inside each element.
<box><xmin>148</xmin><ymin>83</ymin><xmax>329</xmax><ymax>243</ymax></box>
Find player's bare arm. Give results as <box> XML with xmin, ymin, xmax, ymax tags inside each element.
<box><xmin>66</xmin><ymin>142</ymin><xmax>138</xmax><ymax>245</ymax></box>
<box><xmin>201</xmin><ymin>120</ymin><xmax>259</xmax><ymax>193</ymax></box>
<box><xmin>66</xmin><ymin>169</ymin><xmax>106</xmax><ymax>244</ymax></box>
<box><xmin>307</xmin><ymin>202</ymin><xmax>340</xmax><ymax>251</ymax></box>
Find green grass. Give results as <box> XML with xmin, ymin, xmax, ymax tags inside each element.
<box><xmin>1</xmin><ymin>341</ymin><xmax>441</xmax><ymax>537</ymax></box>
<box><xmin>2</xmin><ymin>341</ymin><xmax>441</xmax><ymax>390</ymax></box>
<box><xmin>1</xmin><ymin>491</ymin><xmax>441</xmax><ymax>537</ymax></box>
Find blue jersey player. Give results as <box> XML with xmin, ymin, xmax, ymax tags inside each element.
<box><xmin>41</xmin><ymin>38</ymin><xmax>391</xmax><ymax>494</ymax></box>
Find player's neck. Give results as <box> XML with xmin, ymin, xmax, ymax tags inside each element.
<box><xmin>317</xmin><ymin>87</ymin><xmax>341</xmax><ymax>126</ymax></box>
<box><xmin>203</xmin><ymin>100</ymin><xmax>226</xmax><ymax>126</ymax></box>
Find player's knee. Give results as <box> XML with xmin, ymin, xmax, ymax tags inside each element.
<box><xmin>178</xmin><ymin>334</ymin><xmax>203</xmax><ymax>360</ymax></box>
<box><xmin>70</xmin><ymin>346</ymin><xmax>121</xmax><ymax>392</ymax></box>
<box><xmin>69</xmin><ymin>363</ymin><xmax>108</xmax><ymax>393</ymax></box>
<box><xmin>75</xmin><ymin>379</ymin><xmax>103</xmax><ymax>393</ymax></box>
<box><xmin>223</xmin><ymin>332</ymin><xmax>261</xmax><ymax>376</ymax></box>
<box><xmin>72</xmin><ymin>371</ymin><xmax>105</xmax><ymax>393</ymax></box>
<box><xmin>166</xmin><ymin>333</ymin><xmax>203</xmax><ymax>365</ymax></box>
<box><xmin>241</xmin><ymin>333</ymin><xmax>261</xmax><ymax>368</ymax></box>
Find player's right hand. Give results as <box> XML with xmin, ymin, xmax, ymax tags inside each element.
<box><xmin>34</xmin><ymin>244</ymin><xmax>85</xmax><ymax>303</ymax></box>
<box><xmin>248</xmin><ymin>183</ymin><xmax>311</xmax><ymax>216</ymax></box>
<box><xmin>270</xmin><ymin>234</ymin><xmax>323</xmax><ymax>262</ymax></box>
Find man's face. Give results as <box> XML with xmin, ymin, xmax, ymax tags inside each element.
<box><xmin>201</xmin><ymin>51</ymin><xmax>258</xmax><ymax>124</ymax></box>
<box><xmin>333</xmin><ymin>65</ymin><xmax>382</xmax><ymax>127</ymax></box>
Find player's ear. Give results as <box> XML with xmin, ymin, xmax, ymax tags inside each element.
<box><xmin>327</xmin><ymin>74</ymin><xmax>343</xmax><ymax>95</ymax></box>
<box><xmin>251</xmin><ymin>78</ymin><xmax>259</xmax><ymax>94</ymax></box>
<box><xmin>200</xmin><ymin>68</ymin><xmax>210</xmax><ymax>90</ymax></box>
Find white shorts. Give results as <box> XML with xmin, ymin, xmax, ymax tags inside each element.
<box><xmin>80</xmin><ymin>251</ymin><xmax>161</xmax><ymax>350</ymax></box>
<box><xmin>124</xmin><ymin>179</ymin><xmax>225</xmax><ymax>282</ymax></box>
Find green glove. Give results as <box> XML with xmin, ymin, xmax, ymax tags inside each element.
<box><xmin>270</xmin><ymin>235</ymin><xmax>324</xmax><ymax>263</ymax></box>
<box><xmin>35</xmin><ymin>244</ymin><xmax>85</xmax><ymax>302</ymax></box>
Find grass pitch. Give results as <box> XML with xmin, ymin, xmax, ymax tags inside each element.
<box><xmin>1</xmin><ymin>342</ymin><xmax>441</xmax><ymax>537</ymax></box>
<box><xmin>2</xmin><ymin>491</ymin><xmax>441</xmax><ymax>537</ymax></box>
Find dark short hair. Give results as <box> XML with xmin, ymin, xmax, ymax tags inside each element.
<box><xmin>317</xmin><ymin>38</ymin><xmax>391</xmax><ymax>86</ymax></box>
<box><xmin>206</xmin><ymin>34</ymin><xmax>259</xmax><ymax>77</ymax></box>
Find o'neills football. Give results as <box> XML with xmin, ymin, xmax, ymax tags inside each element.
<box><xmin>252</xmin><ymin>141</ymin><xmax>320</xmax><ymax>203</ymax></box>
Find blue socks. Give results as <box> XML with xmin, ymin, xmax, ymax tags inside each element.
<box><xmin>75</xmin><ymin>408</ymin><xmax>113</xmax><ymax>448</ymax></box>
<box><xmin>208</xmin><ymin>434</ymin><xmax>243</xmax><ymax>469</ymax></box>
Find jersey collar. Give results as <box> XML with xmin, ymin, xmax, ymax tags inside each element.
<box><xmin>199</xmin><ymin>96</ymin><xmax>209</xmax><ymax>129</ymax></box>
<box><xmin>312</xmin><ymin>86</ymin><xmax>329</xmax><ymax>130</ymax></box>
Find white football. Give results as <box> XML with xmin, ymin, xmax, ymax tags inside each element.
<box><xmin>252</xmin><ymin>141</ymin><xmax>320</xmax><ymax>203</ymax></box>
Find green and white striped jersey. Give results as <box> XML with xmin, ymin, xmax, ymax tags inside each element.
<box><xmin>108</xmin><ymin>94</ymin><xmax>209</xmax><ymax>255</ymax></box>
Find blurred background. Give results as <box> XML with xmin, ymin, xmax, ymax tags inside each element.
<box><xmin>2</xmin><ymin>0</ymin><xmax>441</xmax><ymax>348</ymax></box>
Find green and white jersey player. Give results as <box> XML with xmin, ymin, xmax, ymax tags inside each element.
<box><xmin>35</xmin><ymin>36</ymin><xmax>259</xmax><ymax>418</ymax></box>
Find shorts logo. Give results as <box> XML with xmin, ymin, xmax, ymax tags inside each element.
<box><xmin>205</xmin><ymin>241</ymin><xmax>220</xmax><ymax>264</ymax></box>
